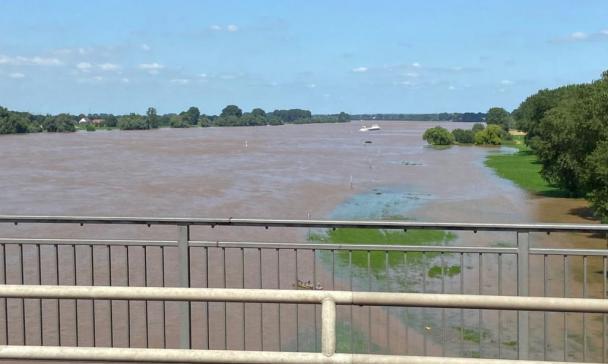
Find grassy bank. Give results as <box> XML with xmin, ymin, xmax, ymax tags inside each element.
<box><xmin>484</xmin><ymin>135</ymin><xmax>568</xmax><ymax>197</ymax></box>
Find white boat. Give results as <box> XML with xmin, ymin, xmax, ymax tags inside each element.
<box><xmin>360</xmin><ymin>124</ymin><xmax>381</xmax><ymax>132</ymax></box>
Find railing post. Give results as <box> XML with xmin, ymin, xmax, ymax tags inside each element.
<box><xmin>517</xmin><ymin>231</ymin><xmax>529</xmax><ymax>359</ymax></box>
<box><xmin>321</xmin><ymin>298</ymin><xmax>336</xmax><ymax>357</ymax></box>
<box><xmin>178</xmin><ymin>224</ymin><xmax>191</xmax><ymax>349</ymax></box>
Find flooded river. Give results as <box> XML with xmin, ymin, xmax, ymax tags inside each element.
<box><xmin>0</xmin><ymin>121</ymin><xmax>604</xmax><ymax>361</ymax></box>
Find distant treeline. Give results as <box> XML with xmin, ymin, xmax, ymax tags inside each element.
<box><xmin>350</xmin><ymin>113</ymin><xmax>486</xmax><ymax>122</ymax></box>
<box><xmin>0</xmin><ymin>104</ymin><xmax>351</xmax><ymax>135</ymax></box>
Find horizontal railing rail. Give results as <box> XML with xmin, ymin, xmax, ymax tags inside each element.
<box><xmin>0</xmin><ymin>215</ymin><xmax>606</xmax><ymax>233</ymax></box>
<box><xmin>0</xmin><ymin>285</ymin><xmax>605</xmax><ymax>364</ymax></box>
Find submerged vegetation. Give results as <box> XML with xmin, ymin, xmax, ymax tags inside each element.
<box><xmin>310</xmin><ymin>226</ymin><xmax>456</xmax><ymax>273</ymax></box>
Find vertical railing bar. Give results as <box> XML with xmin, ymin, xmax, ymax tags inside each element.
<box><xmin>108</xmin><ymin>245</ymin><xmax>113</xmax><ymax>348</ymax></box>
<box><xmin>143</xmin><ymin>246</ymin><xmax>148</xmax><ymax>349</ymax></box>
<box><xmin>72</xmin><ymin>244</ymin><xmax>78</xmax><ymax>347</ymax></box>
<box><xmin>602</xmin><ymin>256</ymin><xmax>608</xmax><ymax>363</ymax></box>
<box><xmin>603</xmin><ymin>255</ymin><xmax>607</xmax><ymax>363</ymax></box>
<box><xmin>460</xmin><ymin>252</ymin><xmax>464</xmax><ymax>356</ymax></box>
<box><xmin>276</xmin><ymin>248</ymin><xmax>281</xmax><ymax>352</ymax></box>
<box><xmin>497</xmin><ymin>253</ymin><xmax>502</xmax><ymax>359</ymax></box>
<box><xmin>258</xmin><ymin>248</ymin><xmax>263</xmax><ymax>351</ymax></box>
<box><xmin>56</xmin><ymin>244</ymin><xmax>61</xmax><ymax>347</ymax></box>
<box><xmin>583</xmin><ymin>255</ymin><xmax>587</xmax><ymax>362</ymax></box>
<box><xmin>440</xmin><ymin>252</ymin><xmax>446</xmax><ymax>357</ymax></box>
<box><xmin>332</xmin><ymin>249</ymin><xmax>336</xmax><ymax>291</ymax></box>
<box><xmin>241</xmin><ymin>247</ymin><xmax>245</xmax><ymax>351</ymax></box>
<box><xmin>177</xmin><ymin>225</ymin><xmax>191</xmax><ymax>350</ymax></box>
<box><xmin>385</xmin><ymin>250</ymin><xmax>389</xmax><ymax>354</ymax></box>
<box><xmin>160</xmin><ymin>246</ymin><xmax>166</xmax><ymax>349</ymax></box>
<box><xmin>321</xmin><ymin>299</ymin><xmax>336</xmax><ymax>357</ymax></box>
<box><xmin>404</xmin><ymin>251</ymin><xmax>408</xmax><ymax>355</ymax></box>
<box><xmin>223</xmin><ymin>247</ymin><xmax>227</xmax><ymax>350</ymax></box>
<box><xmin>564</xmin><ymin>255</ymin><xmax>568</xmax><ymax>361</ymax></box>
<box><xmin>478</xmin><ymin>252</ymin><xmax>482</xmax><ymax>357</ymax></box>
<box><xmin>90</xmin><ymin>245</ymin><xmax>95</xmax><ymax>348</ymax></box>
<box><xmin>125</xmin><ymin>245</ymin><xmax>130</xmax><ymax>348</ymax></box>
<box><xmin>19</xmin><ymin>244</ymin><xmax>25</xmax><ymax>346</ymax></box>
<box><xmin>314</xmin><ymin>249</ymin><xmax>318</xmax><ymax>352</ymax></box>
<box><xmin>38</xmin><ymin>244</ymin><xmax>43</xmax><ymax>347</ymax></box>
<box><xmin>204</xmin><ymin>246</ymin><xmax>209</xmax><ymax>350</ymax></box>
<box><xmin>349</xmin><ymin>250</ymin><xmax>353</xmax><ymax>353</ymax></box>
<box><xmin>423</xmin><ymin>251</ymin><xmax>427</xmax><ymax>356</ymax></box>
<box><xmin>2</xmin><ymin>244</ymin><xmax>7</xmax><ymax>345</ymax></box>
<box><xmin>367</xmin><ymin>250</ymin><xmax>371</xmax><ymax>354</ymax></box>
<box><xmin>294</xmin><ymin>249</ymin><xmax>299</xmax><ymax>352</ymax></box>
<box><xmin>543</xmin><ymin>254</ymin><xmax>547</xmax><ymax>361</ymax></box>
<box><xmin>517</xmin><ymin>232</ymin><xmax>529</xmax><ymax>360</ymax></box>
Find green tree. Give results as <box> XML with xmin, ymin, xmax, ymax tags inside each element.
<box><xmin>251</xmin><ymin>108</ymin><xmax>266</xmax><ymax>117</ymax></box>
<box><xmin>221</xmin><ymin>105</ymin><xmax>242</xmax><ymax>118</ymax></box>
<box><xmin>474</xmin><ymin>124</ymin><xmax>503</xmax><ymax>145</ymax></box>
<box><xmin>422</xmin><ymin>126</ymin><xmax>454</xmax><ymax>145</ymax></box>
<box><xmin>146</xmin><ymin>107</ymin><xmax>160</xmax><ymax>129</ymax></box>
<box><xmin>42</xmin><ymin>114</ymin><xmax>76</xmax><ymax>132</ymax></box>
<box><xmin>118</xmin><ymin>114</ymin><xmax>148</xmax><ymax>130</ymax></box>
<box><xmin>486</xmin><ymin>107</ymin><xmax>511</xmax><ymax>131</ymax></box>
<box><xmin>451</xmin><ymin>128</ymin><xmax>475</xmax><ymax>144</ymax></box>
<box><xmin>182</xmin><ymin>106</ymin><xmax>200</xmax><ymax>125</ymax></box>
<box><xmin>472</xmin><ymin>123</ymin><xmax>485</xmax><ymax>133</ymax></box>
<box><xmin>170</xmin><ymin>115</ymin><xmax>190</xmax><ymax>128</ymax></box>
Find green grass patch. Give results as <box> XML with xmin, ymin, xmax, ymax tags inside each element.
<box><xmin>336</xmin><ymin>321</ymin><xmax>382</xmax><ymax>354</ymax></box>
<box><xmin>427</xmin><ymin>264</ymin><xmax>461</xmax><ymax>278</ymax></box>
<box><xmin>457</xmin><ymin>327</ymin><xmax>490</xmax><ymax>344</ymax></box>
<box><xmin>485</xmin><ymin>136</ymin><xmax>568</xmax><ymax>197</ymax></box>
<box><xmin>311</xmin><ymin>227</ymin><xmax>456</xmax><ymax>273</ymax></box>
<box><xmin>502</xmin><ymin>340</ymin><xmax>517</xmax><ymax>348</ymax></box>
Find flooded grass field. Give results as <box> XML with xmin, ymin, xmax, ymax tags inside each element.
<box><xmin>0</xmin><ymin>121</ymin><xmax>605</xmax><ymax>360</ymax></box>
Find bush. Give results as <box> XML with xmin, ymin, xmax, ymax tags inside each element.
<box><xmin>474</xmin><ymin>124</ymin><xmax>503</xmax><ymax>145</ymax></box>
<box><xmin>422</xmin><ymin>126</ymin><xmax>454</xmax><ymax>145</ymax></box>
<box><xmin>85</xmin><ymin>124</ymin><xmax>96</xmax><ymax>132</ymax></box>
<box><xmin>451</xmin><ymin>129</ymin><xmax>475</xmax><ymax>144</ymax></box>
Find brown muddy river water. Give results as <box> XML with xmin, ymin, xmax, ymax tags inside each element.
<box><xmin>0</xmin><ymin>121</ymin><xmax>605</xmax><ymax>362</ymax></box>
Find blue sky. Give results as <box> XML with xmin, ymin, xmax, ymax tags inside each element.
<box><xmin>0</xmin><ymin>0</ymin><xmax>607</xmax><ymax>115</ymax></box>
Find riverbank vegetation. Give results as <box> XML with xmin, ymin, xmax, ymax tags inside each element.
<box><xmin>485</xmin><ymin>136</ymin><xmax>567</xmax><ymax>197</ymax></box>
<box><xmin>513</xmin><ymin>71</ymin><xmax>608</xmax><ymax>220</ymax></box>
<box><xmin>0</xmin><ymin>104</ymin><xmax>350</xmax><ymax>134</ymax></box>
<box><xmin>352</xmin><ymin>112</ymin><xmax>485</xmax><ymax>122</ymax></box>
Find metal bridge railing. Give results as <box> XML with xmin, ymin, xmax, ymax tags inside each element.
<box><xmin>0</xmin><ymin>284</ymin><xmax>606</xmax><ymax>363</ymax></box>
<box><xmin>0</xmin><ymin>216</ymin><xmax>606</xmax><ymax>361</ymax></box>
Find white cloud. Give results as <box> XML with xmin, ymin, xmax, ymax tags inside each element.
<box><xmin>227</xmin><ymin>24</ymin><xmax>239</xmax><ymax>32</ymax></box>
<box><xmin>400</xmin><ymin>80</ymin><xmax>413</xmax><ymax>86</ymax></box>
<box><xmin>121</xmin><ymin>78</ymin><xmax>130</xmax><ymax>83</ymax></box>
<box><xmin>93</xmin><ymin>76</ymin><xmax>103</xmax><ymax>81</ymax></box>
<box><xmin>99</xmin><ymin>63</ymin><xmax>120</xmax><ymax>71</ymax></box>
<box><xmin>352</xmin><ymin>66</ymin><xmax>368</xmax><ymax>73</ymax></box>
<box><xmin>571</xmin><ymin>31</ymin><xmax>588</xmax><ymax>40</ymax></box>
<box><xmin>404</xmin><ymin>72</ymin><xmax>419</xmax><ymax>78</ymax></box>
<box><xmin>139</xmin><ymin>62</ymin><xmax>164</xmax><ymax>74</ymax></box>
<box><xmin>141</xmin><ymin>44</ymin><xmax>151</xmax><ymax>51</ymax></box>
<box><xmin>9</xmin><ymin>72</ymin><xmax>25</xmax><ymax>79</ymax></box>
<box><xmin>500</xmin><ymin>79</ymin><xmax>514</xmax><ymax>85</ymax></box>
<box><xmin>210</xmin><ymin>25</ymin><xmax>222</xmax><ymax>31</ymax></box>
<box><xmin>170</xmin><ymin>78</ymin><xmax>190</xmax><ymax>85</ymax></box>
<box><xmin>601</xmin><ymin>29</ymin><xmax>608</xmax><ymax>35</ymax></box>
<box><xmin>199</xmin><ymin>73</ymin><xmax>207</xmax><ymax>78</ymax></box>
<box><xmin>0</xmin><ymin>55</ymin><xmax>62</xmax><ymax>66</ymax></box>
<box><xmin>448</xmin><ymin>85</ymin><xmax>456</xmax><ymax>90</ymax></box>
<box><xmin>307</xmin><ymin>83</ymin><xmax>317</xmax><ymax>88</ymax></box>
<box><xmin>412</xmin><ymin>62</ymin><xmax>421</xmax><ymax>68</ymax></box>
<box><xmin>76</xmin><ymin>62</ymin><xmax>92</xmax><ymax>71</ymax></box>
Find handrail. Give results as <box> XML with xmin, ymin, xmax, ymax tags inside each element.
<box><xmin>0</xmin><ymin>285</ymin><xmax>606</xmax><ymax>364</ymax></box>
<box><xmin>0</xmin><ymin>215</ymin><xmax>606</xmax><ymax>232</ymax></box>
